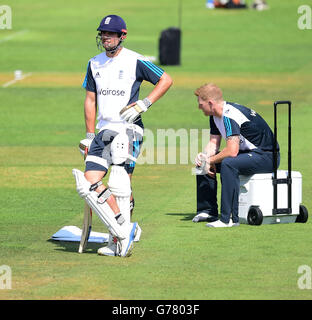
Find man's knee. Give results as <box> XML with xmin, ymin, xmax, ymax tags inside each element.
<box><xmin>84</xmin><ymin>170</ymin><xmax>107</xmax><ymax>194</ymax></box>
<box><xmin>220</xmin><ymin>157</ymin><xmax>237</xmax><ymax>171</ymax></box>
<box><xmin>84</xmin><ymin>170</ymin><xmax>106</xmax><ymax>184</ymax></box>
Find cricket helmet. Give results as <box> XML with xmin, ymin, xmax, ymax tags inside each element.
<box><xmin>97</xmin><ymin>15</ymin><xmax>127</xmax><ymax>35</ymax></box>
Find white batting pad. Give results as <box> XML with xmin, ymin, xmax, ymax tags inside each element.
<box><xmin>51</xmin><ymin>226</ymin><xmax>109</xmax><ymax>243</ymax></box>
<box><xmin>108</xmin><ymin>165</ymin><xmax>131</xmax><ymax>224</ymax></box>
<box><xmin>108</xmin><ymin>165</ymin><xmax>131</xmax><ymax>197</ymax></box>
<box><xmin>72</xmin><ymin>169</ymin><xmax>126</xmax><ymax>240</ymax></box>
<box><xmin>51</xmin><ymin>225</ymin><xmax>141</xmax><ymax>243</ymax></box>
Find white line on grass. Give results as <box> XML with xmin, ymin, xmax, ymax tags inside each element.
<box><xmin>2</xmin><ymin>73</ymin><xmax>32</xmax><ymax>88</ymax></box>
<box><xmin>0</xmin><ymin>29</ymin><xmax>29</xmax><ymax>44</ymax></box>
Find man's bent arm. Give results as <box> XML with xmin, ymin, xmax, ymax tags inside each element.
<box><xmin>209</xmin><ymin>135</ymin><xmax>240</xmax><ymax>164</ymax></box>
<box><xmin>146</xmin><ymin>72</ymin><xmax>173</xmax><ymax>104</ymax></box>
<box><xmin>204</xmin><ymin>134</ymin><xmax>221</xmax><ymax>157</ymax></box>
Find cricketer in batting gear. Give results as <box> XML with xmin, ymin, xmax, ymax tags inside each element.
<box><xmin>73</xmin><ymin>132</ymin><xmax>139</xmax><ymax>257</ymax></box>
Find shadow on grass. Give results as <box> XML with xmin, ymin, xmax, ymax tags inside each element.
<box><xmin>165</xmin><ymin>212</ymin><xmax>196</xmax><ymax>221</ymax></box>
<box><xmin>47</xmin><ymin>239</ymin><xmax>102</xmax><ymax>254</ymax></box>
<box><xmin>166</xmin><ymin>212</ymin><xmax>221</xmax><ymax>223</ymax></box>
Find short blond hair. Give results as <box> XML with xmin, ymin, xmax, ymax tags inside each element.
<box><xmin>194</xmin><ymin>83</ymin><xmax>223</xmax><ymax>102</ymax></box>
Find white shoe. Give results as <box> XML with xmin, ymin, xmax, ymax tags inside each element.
<box><xmin>117</xmin><ymin>222</ymin><xmax>138</xmax><ymax>257</ymax></box>
<box><xmin>98</xmin><ymin>233</ymin><xmax>118</xmax><ymax>256</ymax></box>
<box><xmin>192</xmin><ymin>212</ymin><xmax>217</xmax><ymax>223</ymax></box>
<box><xmin>228</xmin><ymin>219</ymin><xmax>240</xmax><ymax>227</ymax></box>
<box><xmin>98</xmin><ymin>223</ymin><xmax>138</xmax><ymax>257</ymax></box>
<box><xmin>206</xmin><ymin>219</ymin><xmax>230</xmax><ymax>228</ymax></box>
<box><xmin>98</xmin><ymin>222</ymin><xmax>138</xmax><ymax>257</ymax></box>
<box><xmin>98</xmin><ymin>243</ymin><xmax>117</xmax><ymax>256</ymax></box>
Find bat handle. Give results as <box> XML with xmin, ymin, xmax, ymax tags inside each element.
<box><xmin>84</xmin><ymin>147</ymin><xmax>88</xmax><ymax>160</ymax></box>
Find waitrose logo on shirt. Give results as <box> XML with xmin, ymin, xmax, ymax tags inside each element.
<box><xmin>98</xmin><ymin>88</ymin><xmax>126</xmax><ymax>96</ymax></box>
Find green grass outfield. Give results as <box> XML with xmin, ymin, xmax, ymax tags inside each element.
<box><xmin>0</xmin><ymin>0</ymin><xmax>312</xmax><ymax>300</ymax></box>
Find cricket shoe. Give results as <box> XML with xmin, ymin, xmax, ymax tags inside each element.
<box><xmin>97</xmin><ymin>243</ymin><xmax>117</xmax><ymax>256</ymax></box>
<box><xmin>118</xmin><ymin>222</ymin><xmax>138</xmax><ymax>257</ymax></box>
<box><xmin>206</xmin><ymin>219</ymin><xmax>231</xmax><ymax>228</ymax></box>
<box><xmin>98</xmin><ymin>222</ymin><xmax>138</xmax><ymax>257</ymax></box>
<box><xmin>192</xmin><ymin>212</ymin><xmax>218</xmax><ymax>223</ymax></box>
<box><xmin>98</xmin><ymin>233</ymin><xmax>118</xmax><ymax>256</ymax></box>
<box><xmin>228</xmin><ymin>219</ymin><xmax>240</xmax><ymax>227</ymax></box>
<box><xmin>206</xmin><ymin>219</ymin><xmax>240</xmax><ymax>228</ymax></box>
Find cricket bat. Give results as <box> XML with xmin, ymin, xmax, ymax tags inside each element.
<box><xmin>78</xmin><ymin>146</ymin><xmax>93</xmax><ymax>253</ymax></box>
<box><xmin>78</xmin><ymin>203</ymin><xmax>92</xmax><ymax>253</ymax></box>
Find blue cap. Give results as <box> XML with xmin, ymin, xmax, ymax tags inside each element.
<box><xmin>97</xmin><ymin>15</ymin><xmax>127</xmax><ymax>34</ymax></box>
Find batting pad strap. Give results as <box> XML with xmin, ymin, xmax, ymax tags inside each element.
<box><xmin>89</xmin><ymin>180</ymin><xmax>103</xmax><ymax>192</ymax></box>
<box><xmin>97</xmin><ymin>188</ymin><xmax>112</xmax><ymax>204</ymax></box>
<box><xmin>115</xmin><ymin>213</ymin><xmax>125</xmax><ymax>225</ymax></box>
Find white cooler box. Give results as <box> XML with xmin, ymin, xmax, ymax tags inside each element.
<box><xmin>238</xmin><ymin>170</ymin><xmax>303</xmax><ymax>225</ymax></box>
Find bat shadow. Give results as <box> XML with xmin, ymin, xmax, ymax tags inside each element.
<box><xmin>47</xmin><ymin>239</ymin><xmax>103</xmax><ymax>254</ymax></box>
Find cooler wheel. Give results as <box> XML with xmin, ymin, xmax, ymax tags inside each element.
<box><xmin>295</xmin><ymin>205</ymin><xmax>308</xmax><ymax>223</ymax></box>
<box><xmin>247</xmin><ymin>206</ymin><xmax>263</xmax><ymax>226</ymax></box>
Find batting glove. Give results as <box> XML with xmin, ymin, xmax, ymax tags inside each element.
<box><xmin>120</xmin><ymin>98</ymin><xmax>152</xmax><ymax>123</ymax></box>
<box><xmin>195</xmin><ymin>152</ymin><xmax>207</xmax><ymax>167</ymax></box>
<box><xmin>79</xmin><ymin>133</ymin><xmax>95</xmax><ymax>157</ymax></box>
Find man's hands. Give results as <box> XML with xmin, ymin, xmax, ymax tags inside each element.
<box><xmin>195</xmin><ymin>152</ymin><xmax>207</xmax><ymax>167</ymax></box>
<box><xmin>120</xmin><ymin>98</ymin><xmax>152</xmax><ymax>123</ymax></box>
<box><xmin>194</xmin><ymin>152</ymin><xmax>216</xmax><ymax>178</ymax></box>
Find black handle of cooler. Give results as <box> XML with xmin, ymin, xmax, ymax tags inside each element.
<box><xmin>273</xmin><ymin>101</ymin><xmax>292</xmax><ymax>214</ymax></box>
